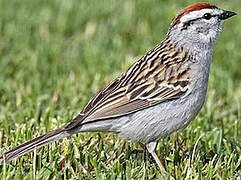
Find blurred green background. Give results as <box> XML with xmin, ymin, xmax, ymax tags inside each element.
<box><xmin>0</xmin><ymin>0</ymin><xmax>240</xmax><ymax>179</ymax></box>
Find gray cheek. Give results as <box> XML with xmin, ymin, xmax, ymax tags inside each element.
<box><xmin>195</xmin><ymin>24</ymin><xmax>210</xmax><ymax>34</ymax></box>
<box><xmin>196</xmin><ymin>27</ymin><xmax>206</xmax><ymax>33</ymax></box>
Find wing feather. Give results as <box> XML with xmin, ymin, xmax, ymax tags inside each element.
<box><xmin>66</xmin><ymin>41</ymin><xmax>194</xmax><ymax>129</ymax></box>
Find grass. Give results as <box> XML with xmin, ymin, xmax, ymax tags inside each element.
<box><xmin>0</xmin><ymin>0</ymin><xmax>240</xmax><ymax>179</ymax></box>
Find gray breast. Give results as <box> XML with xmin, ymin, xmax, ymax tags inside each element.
<box><xmin>76</xmin><ymin>54</ymin><xmax>211</xmax><ymax>143</ymax></box>
<box><xmin>111</xmin><ymin>57</ymin><xmax>211</xmax><ymax>142</ymax></box>
<box><xmin>77</xmin><ymin>73</ymin><xmax>209</xmax><ymax>143</ymax></box>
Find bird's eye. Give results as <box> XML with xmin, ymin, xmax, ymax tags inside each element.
<box><xmin>203</xmin><ymin>13</ymin><xmax>212</xmax><ymax>20</ymax></box>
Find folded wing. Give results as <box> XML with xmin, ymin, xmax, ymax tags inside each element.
<box><xmin>66</xmin><ymin>41</ymin><xmax>193</xmax><ymax>129</ymax></box>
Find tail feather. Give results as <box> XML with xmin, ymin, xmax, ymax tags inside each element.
<box><xmin>0</xmin><ymin>127</ymin><xmax>69</xmax><ymax>164</ymax></box>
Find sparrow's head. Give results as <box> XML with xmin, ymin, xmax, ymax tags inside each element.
<box><xmin>168</xmin><ymin>3</ymin><xmax>236</xmax><ymax>46</ymax></box>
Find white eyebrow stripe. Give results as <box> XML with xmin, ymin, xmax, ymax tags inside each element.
<box><xmin>180</xmin><ymin>9</ymin><xmax>213</xmax><ymax>23</ymax></box>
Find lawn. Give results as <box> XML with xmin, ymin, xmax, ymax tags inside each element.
<box><xmin>0</xmin><ymin>0</ymin><xmax>240</xmax><ymax>179</ymax></box>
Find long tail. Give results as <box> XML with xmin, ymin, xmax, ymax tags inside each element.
<box><xmin>0</xmin><ymin>126</ymin><xmax>70</xmax><ymax>164</ymax></box>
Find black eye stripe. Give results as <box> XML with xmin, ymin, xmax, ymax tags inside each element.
<box><xmin>202</xmin><ymin>13</ymin><xmax>220</xmax><ymax>20</ymax></box>
<box><xmin>181</xmin><ymin>13</ymin><xmax>219</xmax><ymax>30</ymax></box>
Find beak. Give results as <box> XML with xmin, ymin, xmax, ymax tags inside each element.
<box><xmin>219</xmin><ymin>10</ymin><xmax>237</xmax><ymax>20</ymax></box>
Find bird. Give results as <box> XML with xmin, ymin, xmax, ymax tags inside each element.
<box><xmin>0</xmin><ymin>2</ymin><xmax>236</xmax><ymax>176</ymax></box>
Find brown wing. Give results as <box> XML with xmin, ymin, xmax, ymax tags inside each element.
<box><xmin>66</xmin><ymin>40</ymin><xmax>193</xmax><ymax>129</ymax></box>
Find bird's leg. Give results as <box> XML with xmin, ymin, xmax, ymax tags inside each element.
<box><xmin>146</xmin><ymin>142</ymin><xmax>167</xmax><ymax>180</ymax></box>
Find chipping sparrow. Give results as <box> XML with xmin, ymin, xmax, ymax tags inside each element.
<box><xmin>0</xmin><ymin>2</ymin><xmax>236</xmax><ymax>177</ymax></box>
